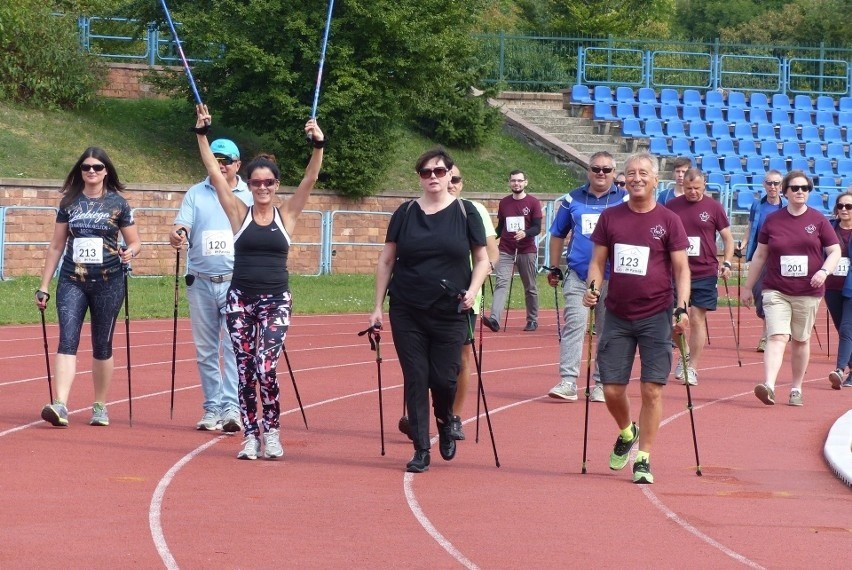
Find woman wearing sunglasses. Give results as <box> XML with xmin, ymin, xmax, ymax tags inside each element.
<box><xmin>35</xmin><ymin>147</ymin><xmax>141</xmax><ymax>427</ymax></box>
<box><xmin>370</xmin><ymin>147</ymin><xmax>489</xmax><ymax>473</ymax></box>
<box><xmin>193</xmin><ymin>104</ymin><xmax>324</xmax><ymax>460</ymax></box>
<box><xmin>741</xmin><ymin>171</ymin><xmax>841</xmax><ymax>407</ymax></box>
<box><xmin>825</xmin><ymin>191</ymin><xmax>852</xmax><ymax>389</ymax></box>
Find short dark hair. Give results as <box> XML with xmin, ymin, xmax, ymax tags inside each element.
<box><xmin>415</xmin><ymin>146</ymin><xmax>454</xmax><ymax>173</ymax></box>
<box><xmin>683</xmin><ymin>168</ymin><xmax>705</xmax><ymax>182</ymax></box>
<box><xmin>781</xmin><ymin>170</ymin><xmax>813</xmax><ymax>194</ymax></box>
<box><xmin>246</xmin><ymin>154</ymin><xmax>280</xmax><ymax>180</ymax></box>
<box><xmin>672</xmin><ymin>156</ymin><xmax>693</xmax><ymax>170</ymax></box>
<box><xmin>509</xmin><ymin>169</ymin><xmax>526</xmax><ymax>180</ymax></box>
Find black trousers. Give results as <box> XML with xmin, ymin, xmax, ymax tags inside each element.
<box><xmin>390</xmin><ymin>300</ymin><xmax>467</xmax><ymax>451</ymax></box>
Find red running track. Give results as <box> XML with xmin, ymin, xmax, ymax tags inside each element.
<box><xmin>0</xmin><ymin>309</ymin><xmax>850</xmax><ymax>568</ymax></box>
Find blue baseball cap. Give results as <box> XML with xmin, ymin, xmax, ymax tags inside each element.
<box><xmin>210</xmin><ymin>139</ymin><xmax>240</xmax><ymax>160</ymax></box>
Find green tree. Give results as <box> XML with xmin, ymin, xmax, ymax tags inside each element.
<box><xmin>124</xmin><ymin>0</ymin><xmax>500</xmax><ymax>198</ymax></box>
<box><xmin>673</xmin><ymin>0</ymin><xmax>787</xmax><ymax>41</ymax></box>
<box><xmin>720</xmin><ymin>0</ymin><xmax>851</xmax><ymax>48</ymax></box>
<box><xmin>543</xmin><ymin>0</ymin><xmax>675</xmax><ymax>38</ymax></box>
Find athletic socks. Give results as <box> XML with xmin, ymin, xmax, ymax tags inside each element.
<box><xmin>620</xmin><ymin>424</ymin><xmax>635</xmax><ymax>442</ymax></box>
<box><xmin>635</xmin><ymin>450</ymin><xmax>650</xmax><ymax>464</ymax></box>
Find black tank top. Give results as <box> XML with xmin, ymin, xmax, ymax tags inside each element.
<box><xmin>232</xmin><ymin>207</ymin><xmax>290</xmax><ymax>296</ymax></box>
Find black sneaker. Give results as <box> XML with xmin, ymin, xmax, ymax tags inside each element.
<box><xmin>449</xmin><ymin>415</ymin><xmax>465</xmax><ymax>440</ymax></box>
<box><xmin>481</xmin><ymin>315</ymin><xmax>500</xmax><ymax>332</ymax></box>
<box><xmin>609</xmin><ymin>422</ymin><xmax>639</xmax><ymax>470</ymax></box>
<box><xmin>406</xmin><ymin>449</ymin><xmax>430</xmax><ymax>473</ymax></box>
<box><xmin>632</xmin><ymin>457</ymin><xmax>654</xmax><ymax>484</ymax></box>
<box><xmin>438</xmin><ymin>422</ymin><xmax>457</xmax><ymax>461</ymax></box>
<box><xmin>398</xmin><ymin>415</ymin><xmax>414</xmax><ymax>441</ymax></box>
<box><xmin>523</xmin><ymin>321</ymin><xmax>538</xmax><ymax>331</ymax></box>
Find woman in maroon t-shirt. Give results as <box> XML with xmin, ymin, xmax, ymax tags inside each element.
<box><xmin>825</xmin><ymin>191</ymin><xmax>852</xmax><ymax>389</ymax></box>
<box><xmin>741</xmin><ymin>171</ymin><xmax>841</xmax><ymax>407</ymax></box>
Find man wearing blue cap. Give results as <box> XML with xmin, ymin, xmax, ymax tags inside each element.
<box><xmin>169</xmin><ymin>139</ymin><xmax>253</xmax><ymax>432</ymax></box>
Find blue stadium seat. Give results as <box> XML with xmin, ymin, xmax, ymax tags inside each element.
<box><xmin>807</xmin><ymin>190</ymin><xmax>829</xmax><ymax>213</ymax></box>
<box><xmin>660</xmin><ymin>88</ymin><xmax>680</xmax><ymax>107</ymax></box>
<box><xmin>816</xmin><ymin>96</ymin><xmax>837</xmax><ymax>114</ymax></box>
<box><xmin>749</xmin><ymin>108</ymin><xmax>770</xmax><ymax>126</ymax></box>
<box><xmin>616</xmin><ymin>86</ymin><xmax>635</xmax><ymax>104</ymax></box>
<box><xmin>749</xmin><ymin>92</ymin><xmax>770</xmax><ymax>111</ymax></box>
<box><xmin>816</xmin><ymin>110</ymin><xmax>837</xmax><ymax>127</ymax></box>
<box><xmin>660</xmin><ymin>103</ymin><xmax>680</xmax><ymax>121</ymax></box>
<box><xmin>839</xmin><ymin>97</ymin><xmax>852</xmax><ymax>113</ymax></box>
<box><xmin>726</xmin><ymin>107</ymin><xmax>747</xmax><ymax>125</ymax></box>
<box><xmin>666</xmin><ymin>119</ymin><xmax>688</xmax><ymax>139</ymax></box>
<box><xmin>638</xmin><ymin>87</ymin><xmax>658</xmax><ymax>108</ymax></box>
<box><xmin>649</xmin><ymin>136</ymin><xmax>670</xmax><ymax>156</ymax></box>
<box><xmin>813</xmin><ymin>157</ymin><xmax>836</xmax><ymax>180</ymax></box>
<box><xmin>716</xmin><ymin>138</ymin><xmax>736</xmax><ymax>157</ymax></box>
<box><xmin>704</xmin><ymin>106</ymin><xmax>725</xmax><ymax>123</ymax></box>
<box><xmin>700</xmin><ymin>153</ymin><xmax>722</xmax><ymax>173</ymax></box>
<box><xmin>757</xmin><ymin>123</ymin><xmax>778</xmax><ymax>142</ymax></box>
<box><xmin>621</xmin><ymin>118</ymin><xmax>644</xmax><ymax>138</ymax></box>
<box><xmin>794</xmin><ymin>95</ymin><xmax>814</xmax><ymax>111</ymax></box>
<box><xmin>734</xmin><ymin>122</ymin><xmax>755</xmax><ymax>141</ymax></box>
<box><xmin>693</xmin><ymin>137</ymin><xmax>714</xmax><ymax>155</ymax></box>
<box><xmin>841</xmin><ymin>177</ymin><xmax>852</xmax><ymax>189</ymax></box>
<box><xmin>593</xmin><ymin>101</ymin><xmax>618</xmax><ymax>121</ymax></box>
<box><xmin>771</xmin><ymin>109</ymin><xmax>792</xmax><ymax>126</ymax></box>
<box><xmin>778</xmin><ymin>125</ymin><xmax>800</xmax><ymax>142</ymax></box>
<box><xmin>782</xmin><ymin>141</ymin><xmax>803</xmax><ymax>158</ymax></box>
<box><xmin>738</xmin><ymin>139</ymin><xmax>758</xmax><ymax>156</ymax></box>
<box><xmin>682</xmin><ymin>105</ymin><xmax>702</xmax><ymax>124</ymax></box>
<box><xmin>711</xmin><ymin>121</ymin><xmax>732</xmax><ymax>141</ymax></box>
<box><xmin>706</xmin><ymin>90</ymin><xmax>726</xmax><ymax>109</ymax></box>
<box><xmin>772</xmin><ymin>93</ymin><xmax>792</xmax><ymax>110</ymax></box>
<box><xmin>593</xmin><ymin>85</ymin><xmax>614</xmax><ymax>103</ymax></box>
<box><xmin>571</xmin><ymin>84</ymin><xmax>593</xmax><ymax>105</ymax></box>
<box><xmin>793</xmin><ymin>109</ymin><xmax>815</xmax><ymax>127</ymax></box>
<box><xmin>758</xmin><ymin>140</ymin><xmax>781</xmax><ymax>157</ymax></box>
<box><xmin>707</xmin><ymin>172</ymin><xmax>727</xmax><ymax>188</ymax></box>
<box><xmin>790</xmin><ymin>156</ymin><xmax>810</xmax><ymax>173</ymax></box>
<box><xmin>823</xmin><ymin>126</ymin><xmax>844</xmax><ymax>144</ymax></box>
<box><xmin>826</xmin><ymin>142</ymin><xmax>848</xmax><ymax>159</ymax></box>
<box><xmin>671</xmin><ymin>137</ymin><xmax>692</xmax><ymax>157</ymax></box>
<box><xmin>768</xmin><ymin>156</ymin><xmax>788</xmax><ymax>172</ymax></box>
<box><xmin>804</xmin><ymin>142</ymin><xmax>825</xmax><ymax>159</ymax></box>
<box><xmin>800</xmin><ymin>125</ymin><xmax>821</xmax><ymax>143</ymax></box>
<box><xmin>723</xmin><ymin>155</ymin><xmax>746</xmax><ymax>174</ymax></box>
<box><xmin>735</xmin><ymin>189</ymin><xmax>758</xmax><ymax>212</ymax></box>
<box><xmin>729</xmin><ymin>173</ymin><xmax>750</xmax><ymax>189</ymax></box>
<box><xmin>837</xmin><ymin>158</ymin><xmax>852</xmax><ymax>179</ymax></box>
<box><xmin>727</xmin><ymin>91</ymin><xmax>747</xmax><ymax>109</ymax></box>
<box><xmin>689</xmin><ymin>119</ymin><xmax>709</xmax><ymax>139</ymax></box>
<box><xmin>745</xmin><ymin>155</ymin><xmax>766</xmax><ymax>175</ymax></box>
<box><xmin>638</xmin><ymin>103</ymin><xmax>658</xmax><ymax>121</ymax></box>
<box><xmin>838</xmin><ymin>111</ymin><xmax>852</xmax><ymax>132</ymax></box>
<box><xmin>683</xmin><ymin>89</ymin><xmax>703</xmax><ymax>108</ymax></box>
<box><xmin>616</xmin><ymin>102</ymin><xmax>637</xmax><ymax>120</ymax></box>
<box><xmin>644</xmin><ymin>119</ymin><xmax>665</xmax><ymax>138</ymax></box>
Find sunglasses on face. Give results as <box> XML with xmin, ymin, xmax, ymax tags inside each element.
<box><xmin>450</xmin><ymin>176</ymin><xmax>462</xmax><ymax>184</ymax></box>
<box><xmin>248</xmin><ymin>178</ymin><xmax>278</xmax><ymax>189</ymax></box>
<box><xmin>764</xmin><ymin>180</ymin><xmax>781</xmax><ymax>186</ymax></box>
<box><xmin>418</xmin><ymin>167</ymin><xmax>449</xmax><ymax>179</ymax></box>
<box><xmin>615</xmin><ymin>180</ymin><xmax>626</xmax><ymax>187</ymax></box>
<box><xmin>590</xmin><ymin>166</ymin><xmax>614</xmax><ymax>174</ymax></box>
<box><xmin>837</xmin><ymin>203</ymin><xmax>852</xmax><ymax>211</ymax></box>
<box><xmin>787</xmin><ymin>185</ymin><xmax>811</xmax><ymax>193</ymax></box>
<box><xmin>81</xmin><ymin>163</ymin><xmax>106</xmax><ymax>172</ymax></box>
<box><xmin>214</xmin><ymin>155</ymin><xmax>235</xmax><ymax>166</ymax></box>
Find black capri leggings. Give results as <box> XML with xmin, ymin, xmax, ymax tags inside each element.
<box><xmin>56</xmin><ymin>277</ymin><xmax>125</xmax><ymax>360</ymax></box>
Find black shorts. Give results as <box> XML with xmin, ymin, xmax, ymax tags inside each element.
<box><xmin>597</xmin><ymin>309</ymin><xmax>672</xmax><ymax>385</ymax></box>
<box><xmin>690</xmin><ymin>275</ymin><xmax>719</xmax><ymax>311</ymax></box>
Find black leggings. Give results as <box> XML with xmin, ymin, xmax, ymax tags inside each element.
<box><xmin>56</xmin><ymin>277</ymin><xmax>125</xmax><ymax>359</ymax></box>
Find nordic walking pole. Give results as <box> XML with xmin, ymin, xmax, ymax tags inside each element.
<box><xmin>170</xmin><ymin>228</ymin><xmax>186</xmax><ymax>419</ymax></box>
<box><xmin>581</xmin><ymin>281</ymin><xmax>596</xmax><ymax>474</ymax></box>
<box><xmin>282</xmin><ymin>347</ymin><xmax>308</xmax><ymax>429</ymax></box>
<box><xmin>676</xmin><ymin>307</ymin><xmax>702</xmax><ymax>477</ymax></box>
<box><xmin>722</xmin><ymin>278</ymin><xmax>742</xmax><ymax>367</ymax></box>
<box><xmin>826</xmin><ymin>307</ymin><xmax>831</xmax><ymax>359</ymax></box>
<box><xmin>121</xmin><ymin>248</ymin><xmax>133</xmax><ymax>427</ymax></box>
<box><xmin>308</xmin><ymin>0</ymin><xmax>336</xmax><ymax>139</ymax></box>
<box><xmin>735</xmin><ymin>242</ymin><xmax>742</xmax><ymax>356</ymax></box>
<box><xmin>358</xmin><ymin>324</ymin><xmax>384</xmax><ymax>455</ymax></box>
<box><xmin>476</xmin><ymin>286</ymin><xmax>485</xmax><ymax>442</ymax></box>
<box><xmin>704</xmin><ymin>317</ymin><xmax>711</xmax><ymax>346</ymax></box>
<box><xmin>813</xmin><ymin>323</ymin><xmax>823</xmax><ymax>350</ymax></box>
<box><xmin>502</xmin><ymin>250</ymin><xmax>518</xmax><ymax>331</ymax></box>
<box><xmin>35</xmin><ymin>291</ymin><xmax>54</xmax><ymax>403</ymax></box>
<box><xmin>543</xmin><ymin>265</ymin><xmax>564</xmax><ymax>343</ymax></box>
<box><xmin>158</xmin><ymin>0</ymin><xmax>204</xmax><ymax>105</ymax></box>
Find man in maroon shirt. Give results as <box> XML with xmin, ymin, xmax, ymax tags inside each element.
<box><xmin>583</xmin><ymin>152</ymin><xmax>691</xmax><ymax>485</ymax></box>
<box><xmin>666</xmin><ymin>169</ymin><xmax>735</xmax><ymax>386</ymax></box>
<box><xmin>483</xmin><ymin>170</ymin><xmax>543</xmax><ymax>332</ymax></box>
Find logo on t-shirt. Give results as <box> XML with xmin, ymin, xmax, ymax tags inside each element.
<box><xmin>650</xmin><ymin>224</ymin><xmax>666</xmax><ymax>240</ymax></box>
<box><xmin>805</xmin><ymin>224</ymin><xmax>816</xmax><ymax>234</ymax></box>
<box><xmin>699</xmin><ymin>211</ymin><xmax>710</xmax><ymax>223</ymax></box>
<box><xmin>522</xmin><ymin>207</ymin><xmax>531</xmax><ymax>216</ymax></box>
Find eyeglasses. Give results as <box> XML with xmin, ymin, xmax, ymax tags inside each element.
<box><xmin>837</xmin><ymin>203</ymin><xmax>852</xmax><ymax>211</ymax></box>
<box><xmin>248</xmin><ymin>178</ymin><xmax>278</xmax><ymax>189</ymax></box>
<box><xmin>615</xmin><ymin>180</ymin><xmax>626</xmax><ymax>188</ymax></box>
<box><xmin>590</xmin><ymin>166</ymin><xmax>614</xmax><ymax>174</ymax></box>
<box><xmin>787</xmin><ymin>185</ymin><xmax>811</xmax><ymax>193</ymax></box>
<box><xmin>418</xmin><ymin>167</ymin><xmax>449</xmax><ymax>179</ymax></box>
<box><xmin>450</xmin><ymin>176</ymin><xmax>462</xmax><ymax>184</ymax></box>
<box><xmin>764</xmin><ymin>180</ymin><xmax>781</xmax><ymax>186</ymax></box>
<box><xmin>81</xmin><ymin>163</ymin><xmax>106</xmax><ymax>172</ymax></box>
<box><xmin>214</xmin><ymin>155</ymin><xmax>235</xmax><ymax>166</ymax></box>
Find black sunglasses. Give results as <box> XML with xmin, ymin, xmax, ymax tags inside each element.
<box><xmin>764</xmin><ymin>180</ymin><xmax>781</xmax><ymax>186</ymax></box>
<box><xmin>418</xmin><ymin>167</ymin><xmax>449</xmax><ymax>180</ymax></box>
<box><xmin>787</xmin><ymin>185</ymin><xmax>811</xmax><ymax>193</ymax></box>
<box><xmin>615</xmin><ymin>180</ymin><xmax>626</xmax><ymax>187</ymax></box>
<box><xmin>590</xmin><ymin>166</ymin><xmax>614</xmax><ymax>174</ymax></box>
<box><xmin>81</xmin><ymin>163</ymin><xmax>106</xmax><ymax>172</ymax></box>
<box><xmin>450</xmin><ymin>176</ymin><xmax>462</xmax><ymax>184</ymax></box>
<box><xmin>837</xmin><ymin>203</ymin><xmax>852</xmax><ymax>211</ymax></box>
<box><xmin>214</xmin><ymin>154</ymin><xmax>235</xmax><ymax>166</ymax></box>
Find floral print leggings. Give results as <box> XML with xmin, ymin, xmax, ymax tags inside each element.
<box><xmin>226</xmin><ymin>287</ymin><xmax>291</xmax><ymax>437</ymax></box>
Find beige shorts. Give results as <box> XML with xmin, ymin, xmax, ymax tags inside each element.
<box><xmin>762</xmin><ymin>289</ymin><xmax>821</xmax><ymax>342</ymax></box>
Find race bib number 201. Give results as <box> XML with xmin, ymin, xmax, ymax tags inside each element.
<box><xmin>780</xmin><ymin>255</ymin><xmax>807</xmax><ymax>277</ymax></box>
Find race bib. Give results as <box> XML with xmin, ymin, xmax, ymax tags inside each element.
<box><xmin>613</xmin><ymin>243</ymin><xmax>649</xmax><ymax>276</ymax></box>
<box><xmin>202</xmin><ymin>230</ymin><xmax>234</xmax><ymax>257</ymax></box>
<box><xmin>72</xmin><ymin>237</ymin><xmax>103</xmax><ymax>264</ymax></box>
<box><xmin>687</xmin><ymin>236</ymin><xmax>700</xmax><ymax>257</ymax></box>
<box><xmin>834</xmin><ymin>257</ymin><xmax>849</xmax><ymax>277</ymax></box>
<box><xmin>505</xmin><ymin>216</ymin><xmax>525</xmax><ymax>233</ymax></box>
<box><xmin>580</xmin><ymin>213</ymin><xmax>600</xmax><ymax>236</ymax></box>
<box><xmin>780</xmin><ymin>255</ymin><xmax>808</xmax><ymax>277</ymax></box>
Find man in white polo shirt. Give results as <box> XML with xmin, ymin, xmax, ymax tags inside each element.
<box><xmin>169</xmin><ymin>139</ymin><xmax>253</xmax><ymax>432</ymax></box>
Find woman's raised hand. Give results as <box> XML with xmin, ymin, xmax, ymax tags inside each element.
<box><xmin>305</xmin><ymin>118</ymin><xmax>324</xmax><ymax>142</ymax></box>
<box><xmin>195</xmin><ymin>104</ymin><xmax>211</xmax><ymax>129</ymax></box>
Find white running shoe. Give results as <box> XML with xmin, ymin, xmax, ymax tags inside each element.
<box><xmin>196</xmin><ymin>410</ymin><xmax>222</xmax><ymax>431</ymax></box>
<box><xmin>237</xmin><ymin>434</ymin><xmax>260</xmax><ymax>460</ymax></box>
<box><xmin>263</xmin><ymin>428</ymin><xmax>284</xmax><ymax>459</ymax></box>
<box><xmin>590</xmin><ymin>383</ymin><xmax>605</xmax><ymax>402</ymax></box>
<box><xmin>548</xmin><ymin>381</ymin><xmax>578</xmax><ymax>401</ymax></box>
